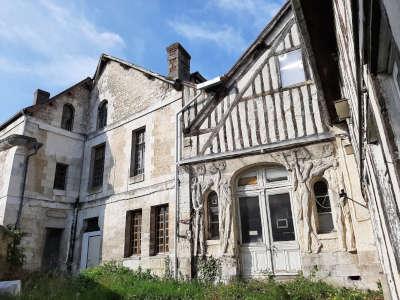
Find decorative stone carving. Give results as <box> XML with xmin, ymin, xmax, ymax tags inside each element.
<box><xmin>189</xmin><ymin>160</ymin><xmax>235</xmax><ymax>257</ymax></box>
<box><xmin>333</xmin><ymin>162</ymin><xmax>357</xmax><ymax>253</ymax></box>
<box><xmin>191</xmin><ymin>175</ymin><xmax>213</xmax><ymax>256</ymax></box>
<box><xmin>209</xmin><ymin>161</ymin><xmax>233</xmax><ymax>256</ymax></box>
<box><xmin>287</xmin><ymin>148</ymin><xmax>335</xmax><ymax>253</ymax></box>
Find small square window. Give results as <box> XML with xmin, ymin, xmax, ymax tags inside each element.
<box><xmin>53</xmin><ymin>163</ymin><xmax>68</xmax><ymax>190</ymax></box>
<box><xmin>278</xmin><ymin>49</ymin><xmax>306</xmax><ymax>87</ymax></box>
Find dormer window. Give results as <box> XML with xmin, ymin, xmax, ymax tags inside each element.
<box><xmin>278</xmin><ymin>49</ymin><xmax>306</xmax><ymax>87</ymax></box>
<box><xmin>61</xmin><ymin>104</ymin><xmax>74</xmax><ymax>131</ymax></box>
<box><xmin>97</xmin><ymin>100</ymin><xmax>108</xmax><ymax>130</ymax></box>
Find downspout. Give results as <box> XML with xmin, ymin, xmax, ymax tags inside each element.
<box><xmin>15</xmin><ymin>142</ymin><xmax>42</xmax><ymax>229</ymax></box>
<box><xmin>67</xmin><ymin>197</ymin><xmax>80</xmax><ymax>273</ymax></box>
<box><xmin>67</xmin><ymin>134</ymin><xmax>87</xmax><ymax>273</ymax></box>
<box><xmin>174</xmin><ymin>91</ymin><xmax>203</xmax><ymax>279</ymax></box>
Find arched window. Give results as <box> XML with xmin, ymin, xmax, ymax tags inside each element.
<box><xmin>207</xmin><ymin>191</ymin><xmax>219</xmax><ymax>240</ymax></box>
<box><xmin>313</xmin><ymin>180</ymin><xmax>334</xmax><ymax>234</ymax></box>
<box><xmin>97</xmin><ymin>100</ymin><xmax>108</xmax><ymax>130</ymax></box>
<box><xmin>61</xmin><ymin>104</ymin><xmax>74</xmax><ymax>131</ymax></box>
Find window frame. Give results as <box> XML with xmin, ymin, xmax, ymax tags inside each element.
<box><xmin>151</xmin><ymin>204</ymin><xmax>169</xmax><ymax>255</ymax></box>
<box><xmin>206</xmin><ymin>191</ymin><xmax>220</xmax><ymax>240</ymax></box>
<box><xmin>313</xmin><ymin>179</ymin><xmax>334</xmax><ymax>234</ymax></box>
<box><xmin>125</xmin><ymin>210</ymin><xmax>142</xmax><ymax>257</ymax></box>
<box><xmin>53</xmin><ymin>162</ymin><xmax>68</xmax><ymax>190</ymax></box>
<box><xmin>97</xmin><ymin>100</ymin><xmax>108</xmax><ymax>130</ymax></box>
<box><xmin>61</xmin><ymin>104</ymin><xmax>75</xmax><ymax>132</ymax></box>
<box><xmin>276</xmin><ymin>48</ymin><xmax>307</xmax><ymax>88</ymax></box>
<box><xmin>90</xmin><ymin>143</ymin><xmax>106</xmax><ymax>190</ymax></box>
<box><xmin>130</xmin><ymin>127</ymin><xmax>146</xmax><ymax>180</ymax></box>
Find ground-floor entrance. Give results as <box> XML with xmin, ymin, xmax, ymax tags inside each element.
<box><xmin>236</xmin><ymin>166</ymin><xmax>301</xmax><ymax>277</ymax></box>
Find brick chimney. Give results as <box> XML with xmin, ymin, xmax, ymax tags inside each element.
<box><xmin>166</xmin><ymin>43</ymin><xmax>191</xmax><ymax>81</ymax></box>
<box><xmin>33</xmin><ymin>89</ymin><xmax>50</xmax><ymax>105</ymax></box>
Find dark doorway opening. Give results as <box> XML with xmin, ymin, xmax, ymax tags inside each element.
<box><xmin>42</xmin><ymin>228</ymin><xmax>64</xmax><ymax>272</ymax></box>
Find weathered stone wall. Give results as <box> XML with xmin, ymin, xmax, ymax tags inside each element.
<box><xmin>88</xmin><ymin>61</ymin><xmax>178</xmax><ymax>132</ymax></box>
<box><xmin>72</xmin><ymin>61</ymin><xmax>182</xmax><ymax>274</ymax></box>
<box><xmin>0</xmin><ymin>81</ymin><xmax>90</xmax><ymax>271</ymax></box>
<box><xmin>30</xmin><ymin>83</ymin><xmax>91</xmax><ymax>134</ymax></box>
<box><xmin>0</xmin><ymin>116</ymin><xmax>25</xmax><ymax>226</ymax></box>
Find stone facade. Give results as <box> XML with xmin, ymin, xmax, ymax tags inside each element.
<box><xmin>0</xmin><ymin>1</ymin><xmax>394</xmax><ymax>293</ymax></box>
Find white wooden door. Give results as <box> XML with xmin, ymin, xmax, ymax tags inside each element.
<box><xmin>80</xmin><ymin>231</ymin><xmax>101</xmax><ymax>271</ymax></box>
<box><xmin>237</xmin><ymin>166</ymin><xmax>301</xmax><ymax>277</ymax></box>
<box><xmin>266</xmin><ymin>191</ymin><xmax>301</xmax><ymax>274</ymax></box>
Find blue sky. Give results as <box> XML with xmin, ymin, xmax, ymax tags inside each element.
<box><xmin>0</xmin><ymin>0</ymin><xmax>285</xmax><ymax>123</ymax></box>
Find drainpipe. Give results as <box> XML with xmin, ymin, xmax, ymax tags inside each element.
<box><xmin>15</xmin><ymin>142</ymin><xmax>42</xmax><ymax>229</ymax></box>
<box><xmin>67</xmin><ymin>134</ymin><xmax>87</xmax><ymax>273</ymax></box>
<box><xmin>67</xmin><ymin>197</ymin><xmax>80</xmax><ymax>272</ymax></box>
<box><xmin>174</xmin><ymin>111</ymin><xmax>181</xmax><ymax>279</ymax></box>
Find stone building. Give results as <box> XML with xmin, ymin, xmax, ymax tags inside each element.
<box><xmin>0</xmin><ymin>0</ymin><xmax>396</xmax><ymax>295</ymax></box>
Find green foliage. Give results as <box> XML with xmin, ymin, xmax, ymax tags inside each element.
<box><xmin>196</xmin><ymin>256</ymin><xmax>222</xmax><ymax>283</ymax></box>
<box><xmin>6</xmin><ymin>226</ymin><xmax>25</xmax><ymax>268</ymax></box>
<box><xmin>4</xmin><ymin>264</ymin><xmax>383</xmax><ymax>300</ymax></box>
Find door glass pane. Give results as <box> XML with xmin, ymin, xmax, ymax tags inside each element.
<box><xmin>238</xmin><ymin>170</ymin><xmax>257</xmax><ymax>187</ymax></box>
<box><xmin>268</xmin><ymin>193</ymin><xmax>295</xmax><ymax>242</ymax></box>
<box><xmin>265</xmin><ymin>166</ymin><xmax>288</xmax><ymax>182</ymax></box>
<box><xmin>239</xmin><ymin>197</ymin><xmax>263</xmax><ymax>243</ymax></box>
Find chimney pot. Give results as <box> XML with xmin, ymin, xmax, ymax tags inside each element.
<box><xmin>166</xmin><ymin>42</ymin><xmax>191</xmax><ymax>81</ymax></box>
<box><xmin>33</xmin><ymin>89</ymin><xmax>50</xmax><ymax>105</ymax></box>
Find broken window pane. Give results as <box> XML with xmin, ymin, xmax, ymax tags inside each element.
<box><xmin>278</xmin><ymin>49</ymin><xmax>306</xmax><ymax>87</ymax></box>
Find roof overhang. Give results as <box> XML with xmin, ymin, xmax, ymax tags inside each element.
<box><xmin>0</xmin><ymin>135</ymin><xmax>41</xmax><ymax>152</ymax></box>
<box><xmin>291</xmin><ymin>0</ymin><xmax>342</xmax><ymax>122</ymax></box>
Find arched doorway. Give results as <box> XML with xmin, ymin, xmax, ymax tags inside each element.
<box><xmin>235</xmin><ymin>164</ymin><xmax>301</xmax><ymax>277</ymax></box>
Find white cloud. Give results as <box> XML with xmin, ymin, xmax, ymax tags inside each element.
<box><xmin>168</xmin><ymin>21</ymin><xmax>246</xmax><ymax>53</ymax></box>
<box><xmin>210</xmin><ymin>0</ymin><xmax>283</xmax><ymax>28</ymax></box>
<box><xmin>0</xmin><ymin>0</ymin><xmax>125</xmax><ymax>86</ymax></box>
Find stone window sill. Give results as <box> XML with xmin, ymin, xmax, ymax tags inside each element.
<box><xmin>123</xmin><ymin>255</ymin><xmax>141</xmax><ymax>261</ymax></box>
<box><xmin>129</xmin><ymin>174</ymin><xmax>144</xmax><ymax>185</ymax></box>
<box><xmin>317</xmin><ymin>231</ymin><xmax>337</xmax><ymax>240</ymax></box>
<box><xmin>87</xmin><ymin>187</ymin><xmax>103</xmax><ymax>196</ymax></box>
<box><xmin>53</xmin><ymin>189</ymin><xmax>66</xmax><ymax>196</ymax></box>
<box><xmin>206</xmin><ymin>239</ymin><xmax>220</xmax><ymax>246</ymax></box>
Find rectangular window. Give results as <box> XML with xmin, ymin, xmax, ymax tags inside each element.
<box><xmin>90</xmin><ymin>144</ymin><xmax>105</xmax><ymax>189</ymax></box>
<box><xmin>125</xmin><ymin>210</ymin><xmax>142</xmax><ymax>256</ymax></box>
<box><xmin>53</xmin><ymin>163</ymin><xmax>68</xmax><ymax>190</ymax></box>
<box><xmin>130</xmin><ymin>128</ymin><xmax>145</xmax><ymax>178</ymax></box>
<box><xmin>268</xmin><ymin>193</ymin><xmax>295</xmax><ymax>241</ymax></box>
<box><xmin>154</xmin><ymin>205</ymin><xmax>169</xmax><ymax>254</ymax></box>
<box><xmin>278</xmin><ymin>49</ymin><xmax>306</xmax><ymax>87</ymax></box>
<box><xmin>239</xmin><ymin>196</ymin><xmax>263</xmax><ymax>243</ymax></box>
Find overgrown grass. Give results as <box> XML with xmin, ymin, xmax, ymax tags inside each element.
<box><xmin>2</xmin><ymin>263</ymin><xmax>383</xmax><ymax>300</ymax></box>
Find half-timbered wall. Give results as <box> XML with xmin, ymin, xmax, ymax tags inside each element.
<box><xmin>181</xmin><ymin>18</ymin><xmax>327</xmax><ymax>161</ymax></box>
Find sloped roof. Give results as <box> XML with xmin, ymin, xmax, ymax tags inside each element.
<box><xmin>224</xmin><ymin>1</ymin><xmax>291</xmax><ymax>81</ymax></box>
<box><xmin>93</xmin><ymin>53</ymin><xmax>176</xmax><ymax>85</ymax></box>
<box><xmin>0</xmin><ymin>77</ymin><xmax>92</xmax><ymax>131</ymax></box>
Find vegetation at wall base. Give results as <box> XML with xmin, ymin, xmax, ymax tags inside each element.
<box><xmin>1</xmin><ymin>262</ymin><xmax>383</xmax><ymax>300</ymax></box>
